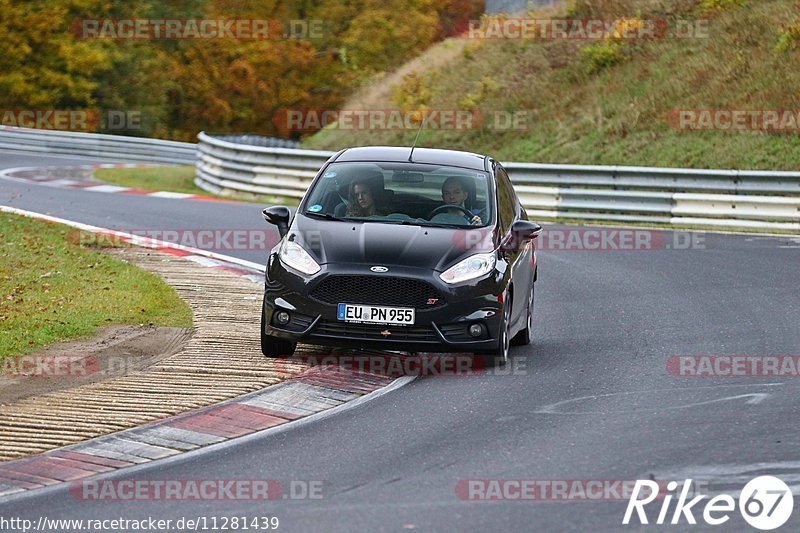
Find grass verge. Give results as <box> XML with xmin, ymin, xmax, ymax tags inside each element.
<box><xmin>94</xmin><ymin>166</ymin><xmax>299</xmax><ymax>206</ymax></box>
<box><xmin>303</xmin><ymin>0</ymin><xmax>800</xmax><ymax>171</ymax></box>
<box><xmin>0</xmin><ymin>212</ymin><xmax>193</xmax><ymax>359</ymax></box>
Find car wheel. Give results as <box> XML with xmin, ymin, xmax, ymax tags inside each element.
<box><xmin>260</xmin><ymin>302</ymin><xmax>296</xmax><ymax>358</ymax></box>
<box><xmin>511</xmin><ymin>282</ymin><xmax>534</xmax><ymax>346</ymax></box>
<box><xmin>480</xmin><ymin>297</ymin><xmax>510</xmax><ymax>367</ymax></box>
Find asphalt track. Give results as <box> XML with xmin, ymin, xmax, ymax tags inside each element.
<box><xmin>1</xmin><ymin>151</ymin><xmax>799</xmax><ymax>531</ymax></box>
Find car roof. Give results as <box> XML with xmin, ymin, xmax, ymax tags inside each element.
<box><xmin>333</xmin><ymin>146</ymin><xmax>488</xmax><ymax>171</ymax></box>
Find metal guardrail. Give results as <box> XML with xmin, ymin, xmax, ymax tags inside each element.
<box><xmin>207</xmin><ymin>133</ymin><xmax>299</xmax><ymax>150</ymax></box>
<box><xmin>0</xmin><ymin>126</ymin><xmax>197</xmax><ymax>165</ymax></box>
<box><xmin>195</xmin><ymin>131</ymin><xmax>800</xmax><ymax>231</ymax></box>
<box><xmin>195</xmin><ymin>131</ymin><xmax>334</xmax><ymax>199</ymax></box>
<box><xmin>0</xmin><ymin>127</ymin><xmax>796</xmax><ymax>231</ymax></box>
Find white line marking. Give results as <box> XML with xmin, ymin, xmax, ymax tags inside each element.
<box><xmin>0</xmin><ymin>205</ymin><xmax>266</xmax><ymax>274</ymax></box>
<box><xmin>82</xmin><ymin>184</ymin><xmax>130</xmax><ymax>193</ymax></box>
<box><xmin>45</xmin><ymin>179</ymin><xmax>81</xmax><ymax>187</ymax></box>
<box><xmin>183</xmin><ymin>255</ymin><xmax>224</xmax><ymax>267</ymax></box>
<box><xmin>535</xmin><ymin>383</ymin><xmax>783</xmax><ymax>414</ymax></box>
<box><xmin>148</xmin><ymin>191</ymin><xmax>194</xmax><ymax>199</ymax></box>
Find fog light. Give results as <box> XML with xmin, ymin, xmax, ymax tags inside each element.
<box><xmin>275</xmin><ymin>311</ymin><xmax>291</xmax><ymax>325</ymax></box>
<box><xmin>468</xmin><ymin>323</ymin><xmax>484</xmax><ymax>338</ymax></box>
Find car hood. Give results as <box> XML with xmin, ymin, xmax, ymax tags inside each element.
<box><xmin>290</xmin><ymin>214</ymin><xmax>496</xmax><ymax>272</ymax></box>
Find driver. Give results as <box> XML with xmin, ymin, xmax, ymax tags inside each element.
<box><xmin>441</xmin><ymin>176</ymin><xmax>482</xmax><ymax>226</ymax></box>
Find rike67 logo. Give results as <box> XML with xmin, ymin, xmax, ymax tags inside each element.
<box><xmin>624</xmin><ymin>476</ymin><xmax>794</xmax><ymax>530</ymax></box>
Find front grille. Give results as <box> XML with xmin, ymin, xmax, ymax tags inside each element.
<box><xmin>310</xmin><ymin>275</ymin><xmax>443</xmax><ymax>309</ymax></box>
<box><xmin>313</xmin><ymin>319</ymin><xmax>439</xmax><ymax>343</ymax></box>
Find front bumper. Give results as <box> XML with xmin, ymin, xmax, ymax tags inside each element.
<box><xmin>262</xmin><ymin>256</ymin><xmax>504</xmax><ymax>353</ymax></box>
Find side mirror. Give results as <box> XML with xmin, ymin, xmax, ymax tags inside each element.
<box><xmin>262</xmin><ymin>206</ymin><xmax>291</xmax><ymax>237</ymax></box>
<box><xmin>511</xmin><ymin>220</ymin><xmax>543</xmax><ymax>241</ymax></box>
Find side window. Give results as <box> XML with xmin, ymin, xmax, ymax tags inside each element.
<box><xmin>495</xmin><ymin>164</ymin><xmax>516</xmax><ymax>233</ymax></box>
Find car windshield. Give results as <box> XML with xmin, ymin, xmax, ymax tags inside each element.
<box><xmin>301</xmin><ymin>162</ymin><xmax>494</xmax><ymax>228</ymax></box>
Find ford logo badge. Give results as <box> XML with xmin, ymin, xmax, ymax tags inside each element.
<box><xmin>370</xmin><ymin>266</ymin><xmax>389</xmax><ymax>273</ymax></box>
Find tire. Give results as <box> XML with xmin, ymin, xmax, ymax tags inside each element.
<box><xmin>480</xmin><ymin>297</ymin><xmax>510</xmax><ymax>367</ymax></box>
<box><xmin>511</xmin><ymin>282</ymin><xmax>534</xmax><ymax>346</ymax></box>
<box><xmin>260</xmin><ymin>302</ymin><xmax>296</xmax><ymax>358</ymax></box>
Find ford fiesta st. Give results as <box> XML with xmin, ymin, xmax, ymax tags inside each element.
<box><xmin>260</xmin><ymin>146</ymin><xmax>541</xmax><ymax>365</ymax></box>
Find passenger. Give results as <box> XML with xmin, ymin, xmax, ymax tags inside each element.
<box><xmin>441</xmin><ymin>176</ymin><xmax>482</xmax><ymax>225</ymax></box>
<box><xmin>346</xmin><ymin>176</ymin><xmax>390</xmax><ymax>217</ymax></box>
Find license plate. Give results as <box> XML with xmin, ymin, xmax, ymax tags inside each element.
<box><xmin>337</xmin><ymin>303</ymin><xmax>415</xmax><ymax>325</ymax></box>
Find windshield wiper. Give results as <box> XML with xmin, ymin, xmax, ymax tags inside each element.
<box><xmin>370</xmin><ymin>218</ymin><xmax>428</xmax><ymax>227</ymax></box>
<box><xmin>304</xmin><ymin>211</ymin><xmax>348</xmax><ymax>222</ymax></box>
<box><xmin>421</xmin><ymin>222</ymin><xmax>468</xmax><ymax>228</ymax></box>
<box><xmin>393</xmin><ymin>219</ymin><xmax>465</xmax><ymax>228</ymax></box>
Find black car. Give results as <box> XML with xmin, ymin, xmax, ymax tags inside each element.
<box><xmin>260</xmin><ymin>146</ymin><xmax>541</xmax><ymax>366</ymax></box>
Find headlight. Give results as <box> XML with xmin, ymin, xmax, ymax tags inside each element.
<box><xmin>279</xmin><ymin>239</ymin><xmax>321</xmax><ymax>275</ymax></box>
<box><xmin>440</xmin><ymin>253</ymin><xmax>496</xmax><ymax>284</ymax></box>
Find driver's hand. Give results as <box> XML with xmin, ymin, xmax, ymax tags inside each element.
<box><xmin>470</xmin><ymin>215</ymin><xmax>481</xmax><ymax>226</ymax></box>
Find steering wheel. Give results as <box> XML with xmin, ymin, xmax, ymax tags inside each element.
<box><xmin>427</xmin><ymin>204</ymin><xmax>474</xmax><ymax>220</ymax></box>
